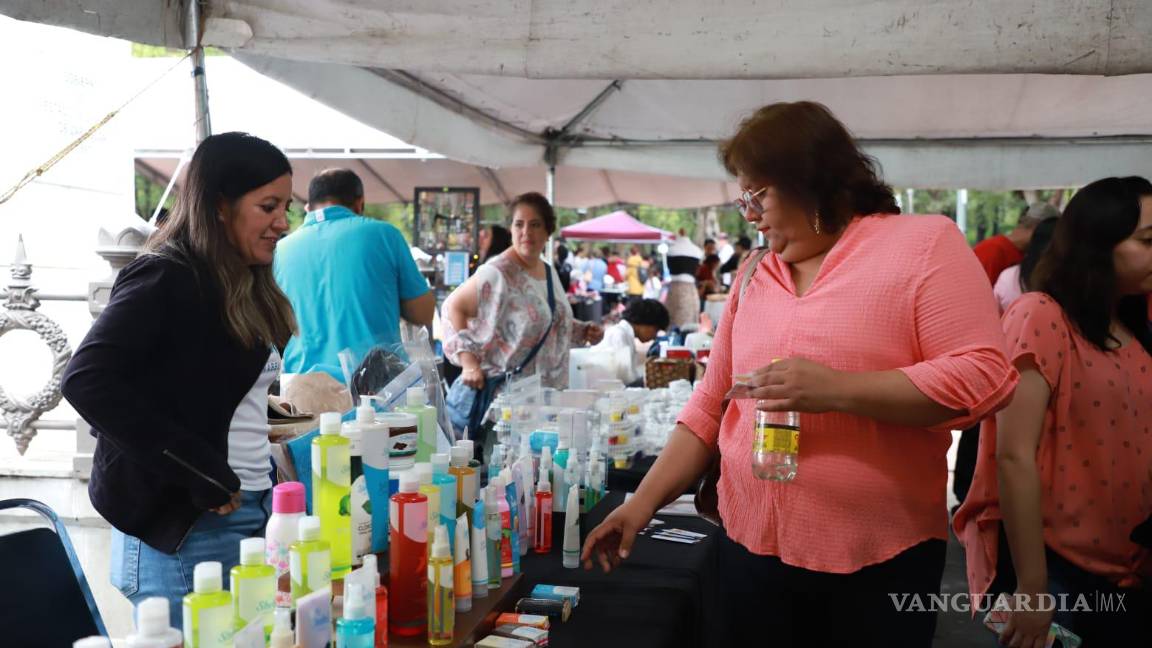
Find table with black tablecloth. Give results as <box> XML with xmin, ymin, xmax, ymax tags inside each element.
<box><xmin>511</xmin><ymin>490</ymin><xmax>725</xmax><ymax>648</ymax></box>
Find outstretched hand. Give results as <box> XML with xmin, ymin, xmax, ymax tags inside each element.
<box><xmin>581</xmin><ymin>498</ymin><xmax>653</xmax><ymax>573</ymax></box>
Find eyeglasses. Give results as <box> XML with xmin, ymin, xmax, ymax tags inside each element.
<box><xmin>734</xmin><ymin>186</ymin><xmax>769</xmax><ymax>216</ymax></box>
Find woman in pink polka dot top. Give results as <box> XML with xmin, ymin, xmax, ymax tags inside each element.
<box><xmin>954</xmin><ymin>176</ymin><xmax>1152</xmax><ymax>646</ymax></box>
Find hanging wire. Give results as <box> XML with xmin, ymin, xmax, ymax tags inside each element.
<box><xmin>0</xmin><ymin>51</ymin><xmax>193</xmax><ymax>207</ymax></box>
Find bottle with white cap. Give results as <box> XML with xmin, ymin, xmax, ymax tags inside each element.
<box><xmin>398</xmin><ymin>386</ymin><xmax>438</xmax><ymax>463</ymax></box>
<box><xmin>431</xmin><ymin>452</ymin><xmax>458</xmax><ymax>551</ymax></box>
<box><xmin>230</xmin><ymin>537</ymin><xmax>276</xmax><ymax>638</ymax></box>
<box><xmin>73</xmin><ymin>638</ymin><xmax>112</xmax><ymax>648</ymax></box>
<box><xmin>289</xmin><ymin>516</ymin><xmax>331</xmax><ymax>604</ymax></box>
<box><xmin>126</xmin><ymin>596</ymin><xmax>182</xmax><ymax>648</ymax></box>
<box><xmin>265</xmin><ymin>481</ymin><xmax>305</xmax><ymax>608</ymax></box>
<box><xmin>341</xmin><ymin>401</ymin><xmax>385</xmax><ymax>565</ymax></box>
<box><xmin>414</xmin><ymin>461</ymin><xmax>440</xmax><ymax>547</ymax></box>
<box><xmin>313</xmin><ymin>411</ymin><xmax>353</xmax><ymax>580</ymax></box>
<box><xmin>534</xmin><ymin>464</ymin><xmax>554</xmax><ymax>553</ymax></box>
<box><xmin>448</xmin><ymin>445</ymin><xmax>477</xmax><ymax>521</ymax></box>
<box><xmin>455</xmin><ymin>438</ymin><xmax>482</xmax><ymax>501</ymax></box>
<box><xmin>268</xmin><ymin>608</ymin><xmax>293</xmax><ymax>648</ymax></box>
<box><xmin>484</xmin><ymin>483</ymin><xmax>502</xmax><ymax>589</ymax></box>
<box><xmin>389</xmin><ymin>470</ymin><xmax>428</xmax><ymax>637</ymax></box>
<box><xmin>427</xmin><ymin>524</ymin><xmax>455</xmax><ymax>645</ymax></box>
<box><xmin>552</xmin><ymin>436</ymin><xmax>570</xmax><ymax>504</ymax></box>
<box><xmin>182</xmin><ymin>561</ymin><xmax>233</xmax><ymax>648</ymax></box>
<box><xmin>335</xmin><ymin>582</ymin><xmax>374</xmax><ymax>648</ymax></box>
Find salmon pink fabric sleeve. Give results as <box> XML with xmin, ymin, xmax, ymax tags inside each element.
<box><xmin>898</xmin><ymin>222</ymin><xmax>1019</xmax><ymax>430</ymax></box>
<box><xmin>999</xmin><ymin>293</ymin><xmax>1066</xmax><ymax>389</ymax></box>
<box><xmin>676</xmin><ymin>266</ymin><xmax>745</xmax><ymax>449</ymax></box>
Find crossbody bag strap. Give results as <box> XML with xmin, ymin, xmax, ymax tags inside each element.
<box><xmin>512</xmin><ymin>263</ymin><xmax>558</xmax><ymax>375</ymax></box>
<box><xmin>736</xmin><ymin>247</ymin><xmax>771</xmax><ymax>306</ymax></box>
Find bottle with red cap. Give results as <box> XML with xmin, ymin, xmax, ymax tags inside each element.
<box><xmin>265</xmin><ymin>481</ymin><xmax>305</xmax><ymax>608</ymax></box>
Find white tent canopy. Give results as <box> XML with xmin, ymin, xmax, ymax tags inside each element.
<box><xmin>5</xmin><ymin>0</ymin><xmax>1152</xmax><ymax>189</ymax></box>
<box><xmin>129</xmin><ymin>57</ymin><xmax>739</xmax><ymax>208</ymax></box>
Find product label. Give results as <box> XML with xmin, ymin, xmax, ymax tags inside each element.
<box><xmin>267</xmin><ymin>535</ymin><xmax>292</xmax><ymax>607</ymax></box>
<box><xmin>456</xmin><ymin>548</ymin><xmax>472</xmax><ymax>599</ymax></box>
<box><xmin>237</xmin><ymin>576</ymin><xmax>276</xmax><ymax>625</ymax></box>
<box><xmin>311</xmin><ymin>445</ymin><xmax>321</xmax><ymax>477</ymax></box>
<box><xmin>308</xmin><ymin>550</ymin><xmax>331</xmax><ymax>592</ymax></box>
<box><xmin>754</xmin><ymin>423</ymin><xmax>800</xmax><ymax>454</ymax></box>
<box><xmin>351</xmin><ymin>472</ymin><xmax>371</xmax><ymax>562</ymax></box>
<box><xmin>428</xmin><ymin>562</ymin><xmax>454</xmax><ymax>588</ymax></box>
<box><xmin>389</xmin><ymin>430</ymin><xmax>418</xmax><ymax>459</ymax></box>
<box><xmin>403</xmin><ymin>501</ymin><xmax>429</xmax><ymax>544</ymax></box>
<box><xmin>327</xmin><ymin>445</ymin><xmax>351</xmax><ymax>486</ymax></box>
<box><xmin>440</xmin><ymin>492</ymin><xmax>456</xmax><ymax>532</ymax></box>
<box><xmin>290</xmin><ymin>550</ymin><xmax>302</xmax><ymax>590</ymax></box>
<box><xmin>425</xmin><ymin>490</ymin><xmax>440</xmax><ymax>541</ymax></box>
<box><xmin>266</xmin><ymin>537</ymin><xmax>290</xmax><ymax>576</ymax></box>
<box><xmin>195</xmin><ymin>605</ymin><xmax>233</xmax><ymax>648</ymax></box>
<box><xmin>500</xmin><ymin>509</ymin><xmax>513</xmax><ymax>571</ymax></box>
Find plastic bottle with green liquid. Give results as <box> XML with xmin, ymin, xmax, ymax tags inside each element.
<box><xmin>230</xmin><ymin>537</ymin><xmax>276</xmax><ymax>639</ymax></box>
<box><xmin>414</xmin><ymin>462</ymin><xmax>440</xmax><ymax>547</ymax></box>
<box><xmin>313</xmin><ymin>411</ymin><xmax>352</xmax><ymax>579</ymax></box>
<box><xmin>290</xmin><ymin>516</ymin><xmax>331</xmax><ymax>603</ymax></box>
<box><xmin>182</xmin><ymin>562</ymin><xmax>233</xmax><ymax>648</ymax></box>
<box><xmin>399</xmin><ymin>386</ymin><xmax>438</xmax><ymax>463</ymax></box>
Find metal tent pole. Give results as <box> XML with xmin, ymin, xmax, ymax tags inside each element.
<box><xmin>186</xmin><ymin>0</ymin><xmax>212</xmax><ymax>143</ymax></box>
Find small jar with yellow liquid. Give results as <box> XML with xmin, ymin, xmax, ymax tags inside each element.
<box><xmin>752</xmin><ymin>407</ymin><xmax>799</xmax><ymax>481</ymax></box>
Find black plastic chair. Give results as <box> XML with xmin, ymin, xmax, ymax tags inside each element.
<box><xmin>0</xmin><ymin>498</ymin><xmax>108</xmax><ymax>647</ymax></box>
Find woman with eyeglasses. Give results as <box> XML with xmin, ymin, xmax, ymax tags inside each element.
<box><xmin>581</xmin><ymin>102</ymin><xmax>1018</xmax><ymax>646</ymax></box>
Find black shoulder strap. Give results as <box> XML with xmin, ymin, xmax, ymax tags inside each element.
<box><xmin>513</xmin><ymin>264</ymin><xmax>557</xmax><ymax>375</ymax></box>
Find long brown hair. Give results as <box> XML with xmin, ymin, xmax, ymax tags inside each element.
<box><xmin>720</xmin><ymin>101</ymin><xmax>899</xmax><ymax>233</ymax></box>
<box><xmin>147</xmin><ymin>132</ymin><xmax>296</xmax><ymax>349</ymax></box>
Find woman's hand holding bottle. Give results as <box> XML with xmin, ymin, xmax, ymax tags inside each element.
<box><xmin>727</xmin><ymin>357</ymin><xmax>845</xmax><ymax>413</ymax></box>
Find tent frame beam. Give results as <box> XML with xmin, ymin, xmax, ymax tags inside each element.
<box><xmin>356</xmin><ymin>159</ymin><xmax>407</xmax><ymax>204</ymax></box>
<box><xmin>369</xmin><ymin>68</ymin><xmax>544</xmax><ymax>144</ymax></box>
<box><xmin>478</xmin><ymin>167</ymin><xmax>511</xmax><ymax>205</ymax></box>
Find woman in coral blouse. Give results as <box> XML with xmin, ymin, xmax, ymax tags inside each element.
<box><xmin>581</xmin><ymin>102</ymin><xmax>1018</xmax><ymax>646</ymax></box>
<box><xmin>954</xmin><ymin>177</ymin><xmax>1152</xmax><ymax>647</ymax></box>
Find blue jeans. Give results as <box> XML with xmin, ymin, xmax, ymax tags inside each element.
<box><xmin>110</xmin><ymin>490</ymin><xmax>271</xmax><ymax>630</ymax></box>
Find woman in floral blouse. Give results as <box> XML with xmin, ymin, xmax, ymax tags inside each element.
<box><xmin>443</xmin><ymin>192</ymin><xmax>602</xmax><ymax>393</ymax></box>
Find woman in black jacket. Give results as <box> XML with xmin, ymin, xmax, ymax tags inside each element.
<box><xmin>62</xmin><ymin>132</ymin><xmax>296</xmax><ymax>626</ymax></box>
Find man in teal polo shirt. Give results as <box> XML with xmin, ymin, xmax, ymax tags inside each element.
<box><xmin>274</xmin><ymin>168</ymin><xmax>434</xmax><ymax>379</ymax></box>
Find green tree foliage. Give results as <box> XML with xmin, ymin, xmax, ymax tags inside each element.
<box><xmin>135</xmin><ymin>170</ymin><xmax>1073</xmax><ymax>249</ymax></box>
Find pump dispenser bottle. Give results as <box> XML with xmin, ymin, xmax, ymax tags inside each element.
<box><xmin>313</xmin><ymin>411</ymin><xmax>353</xmax><ymax>578</ymax></box>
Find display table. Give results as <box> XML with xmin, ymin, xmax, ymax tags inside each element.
<box><xmin>514</xmin><ymin>490</ymin><xmax>725</xmax><ymax>648</ymax></box>
<box><xmin>389</xmin><ymin>575</ymin><xmax>523</xmax><ymax>648</ymax></box>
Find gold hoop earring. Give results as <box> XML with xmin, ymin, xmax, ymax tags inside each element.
<box><xmin>810</xmin><ymin>211</ymin><xmax>823</xmax><ymax>235</ymax></box>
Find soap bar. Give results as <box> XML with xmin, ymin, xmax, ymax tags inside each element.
<box><xmin>493</xmin><ymin>624</ymin><xmax>549</xmax><ymax>647</ymax></box>
<box><xmin>530</xmin><ymin>584</ymin><xmax>580</xmax><ymax>608</ymax></box>
<box><xmin>495</xmin><ymin>613</ymin><xmax>550</xmax><ymax>630</ymax></box>
<box><xmin>477</xmin><ymin>635</ymin><xmax>534</xmax><ymax>648</ymax></box>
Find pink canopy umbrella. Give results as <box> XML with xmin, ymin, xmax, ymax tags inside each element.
<box><xmin>560</xmin><ymin>210</ymin><xmax>670</xmax><ymax>243</ymax></box>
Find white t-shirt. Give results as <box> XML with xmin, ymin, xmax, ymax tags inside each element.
<box><xmin>228</xmin><ymin>347</ymin><xmax>280</xmax><ymax>491</ymax></box>
<box><xmin>595</xmin><ymin>320</ymin><xmax>643</xmax><ymax>384</ymax></box>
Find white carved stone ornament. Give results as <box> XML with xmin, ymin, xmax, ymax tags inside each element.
<box><xmin>1</xmin><ymin>237</ymin><xmax>73</xmax><ymax>454</ymax></box>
